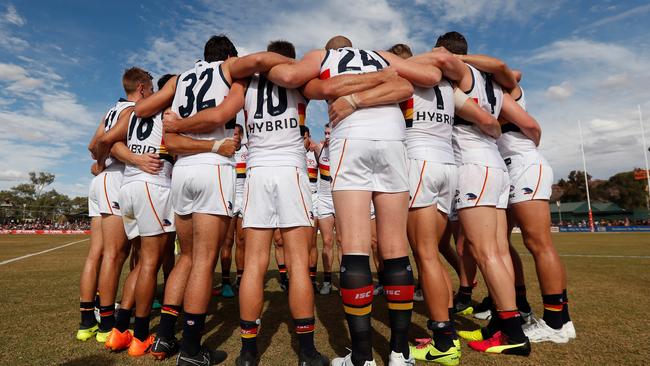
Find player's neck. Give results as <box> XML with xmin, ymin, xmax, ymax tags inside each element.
<box><xmin>125</xmin><ymin>92</ymin><xmax>142</xmax><ymax>103</ymax></box>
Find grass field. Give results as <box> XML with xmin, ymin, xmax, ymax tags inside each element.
<box><xmin>1</xmin><ymin>232</ymin><xmax>649</xmax><ymax>365</ymax></box>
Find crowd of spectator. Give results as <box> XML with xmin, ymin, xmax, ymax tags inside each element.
<box><xmin>552</xmin><ymin>218</ymin><xmax>650</xmax><ymax>227</ymax></box>
<box><xmin>0</xmin><ymin>219</ymin><xmax>90</xmax><ymax>231</ymax></box>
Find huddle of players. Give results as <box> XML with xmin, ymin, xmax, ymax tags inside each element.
<box><xmin>77</xmin><ymin>31</ymin><xmax>575</xmax><ymax>366</ymax></box>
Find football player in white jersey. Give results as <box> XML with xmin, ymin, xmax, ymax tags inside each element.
<box><xmin>302</xmin><ymin>125</ymin><xmax>321</xmax><ymax>291</ymax></box>
<box><xmin>316</xmin><ymin>124</ymin><xmax>336</xmax><ymax>295</ymax></box>
<box><xmin>458</xmin><ymin>55</ymin><xmax>574</xmax><ymax>343</ymax></box>
<box><xmin>134</xmin><ymin>35</ymin><xmax>292</xmax><ymax>365</ymax></box>
<box><xmin>268</xmin><ymin>35</ymin><xmax>442</xmax><ymax>366</ymax></box>
<box><xmin>430</xmin><ymin>32</ymin><xmax>542</xmax><ymax>356</ymax></box>
<box><xmin>218</xmin><ymin>123</ymin><xmax>247</xmax><ymax>298</ymax></box>
<box><xmin>386</xmin><ymin>42</ymin><xmax>506</xmax><ymax>363</ymax></box>
<box><xmin>85</xmin><ymin>68</ymin><xmax>156</xmax><ymax>343</ymax></box>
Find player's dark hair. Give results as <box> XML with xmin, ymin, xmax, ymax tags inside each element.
<box><xmin>435</xmin><ymin>31</ymin><xmax>468</xmax><ymax>55</ymax></box>
<box><xmin>325</xmin><ymin>35</ymin><xmax>352</xmax><ymax>50</ymax></box>
<box><xmin>300</xmin><ymin>125</ymin><xmax>310</xmax><ymax>137</ymax></box>
<box><xmin>387</xmin><ymin>43</ymin><xmax>413</xmax><ymax>59</ymax></box>
<box><xmin>157</xmin><ymin>74</ymin><xmax>175</xmax><ymax>91</ymax></box>
<box><xmin>204</xmin><ymin>34</ymin><xmax>238</xmax><ymax>62</ymax></box>
<box><xmin>122</xmin><ymin>67</ymin><xmax>153</xmax><ymax>94</ymax></box>
<box><xmin>235</xmin><ymin>124</ymin><xmax>244</xmax><ymax>134</ymax></box>
<box><xmin>267</xmin><ymin>40</ymin><xmax>296</xmax><ymax>59</ymax></box>
<box><xmin>324</xmin><ymin>122</ymin><xmax>331</xmax><ymax>128</ymax></box>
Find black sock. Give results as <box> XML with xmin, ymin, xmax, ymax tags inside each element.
<box><xmin>482</xmin><ymin>305</ymin><xmax>499</xmax><ymax>339</ymax></box>
<box><xmin>562</xmin><ymin>289</ymin><xmax>571</xmax><ymax>324</ymax></box>
<box><xmin>497</xmin><ymin>310</ymin><xmax>526</xmax><ymax>342</ymax></box>
<box><xmin>181</xmin><ymin>312</ymin><xmax>205</xmax><ymax>356</ymax></box>
<box><xmin>448</xmin><ymin>307</ymin><xmax>455</xmax><ymax>323</ymax></box>
<box><xmin>428</xmin><ymin>320</ymin><xmax>455</xmax><ymax>352</ymax></box>
<box><xmin>278</xmin><ymin>264</ymin><xmax>288</xmax><ymax>283</ymax></box>
<box><xmin>134</xmin><ymin>316</ymin><xmax>150</xmax><ymax>341</ymax></box>
<box><xmin>324</xmin><ymin>271</ymin><xmax>332</xmax><ymax>283</ymax></box>
<box><xmin>94</xmin><ymin>292</ymin><xmax>101</xmax><ymax>309</ymax></box>
<box><xmin>340</xmin><ymin>255</ymin><xmax>373</xmax><ymax>366</ymax></box>
<box><xmin>383</xmin><ymin>256</ymin><xmax>414</xmax><ymax>358</ymax></box>
<box><xmin>80</xmin><ymin>301</ymin><xmax>96</xmax><ymax>327</ymax></box>
<box><xmin>542</xmin><ymin>294</ymin><xmax>564</xmax><ymax>329</ymax></box>
<box><xmin>158</xmin><ymin>304</ymin><xmax>181</xmax><ymax>338</ymax></box>
<box><xmin>236</xmin><ymin>270</ymin><xmax>243</xmax><ymax>286</ymax></box>
<box><xmin>377</xmin><ymin>270</ymin><xmax>385</xmax><ymax>286</ymax></box>
<box><xmin>295</xmin><ymin>317</ymin><xmax>317</xmax><ymax>358</ymax></box>
<box><xmin>222</xmin><ymin>270</ymin><xmax>231</xmax><ymax>286</ymax></box>
<box><xmin>457</xmin><ymin>286</ymin><xmax>472</xmax><ymax>304</ymax></box>
<box><xmin>115</xmin><ymin>308</ymin><xmax>132</xmax><ymax>332</ymax></box>
<box><xmin>240</xmin><ymin>319</ymin><xmax>259</xmax><ymax>356</ymax></box>
<box><xmin>98</xmin><ymin>305</ymin><xmax>115</xmax><ymax>332</ymax></box>
<box><xmin>309</xmin><ymin>266</ymin><xmax>317</xmax><ymax>284</ymax></box>
<box><xmin>515</xmin><ymin>285</ymin><xmax>532</xmax><ymax>313</ymax></box>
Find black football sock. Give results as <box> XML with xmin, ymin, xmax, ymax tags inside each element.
<box><xmin>134</xmin><ymin>315</ymin><xmax>150</xmax><ymax>341</ymax></box>
<box><xmin>181</xmin><ymin>312</ymin><xmax>205</xmax><ymax>356</ymax></box>
<box><xmin>482</xmin><ymin>304</ymin><xmax>499</xmax><ymax>339</ymax></box>
<box><xmin>295</xmin><ymin>317</ymin><xmax>317</xmax><ymax>358</ymax></box>
<box><xmin>324</xmin><ymin>271</ymin><xmax>332</xmax><ymax>283</ymax></box>
<box><xmin>309</xmin><ymin>266</ymin><xmax>318</xmax><ymax>284</ymax></box>
<box><xmin>115</xmin><ymin>307</ymin><xmax>132</xmax><ymax>332</ymax></box>
<box><xmin>222</xmin><ymin>270</ymin><xmax>231</xmax><ymax>286</ymax></box>
<box><xmin>158</xmin><ymin>304</ymin><xmax>181</xmax><ymax>338</ymax></box>
<box><xmin>383</xmin><ymin>256</ymin><xmax>414</xmax><ymax>358</ymax></box>
<box><xmin>340</xmin><ymin>255</ymin><xmax>373</xmax><ymax>366</ymax></box>
<box><xmin>240</xmin><ymin>319</ymin><xmax>259</xmax><ymax>356</ymax></box>
<box><xmin>457</xmin><ymin>285</ymin><xmax>472</xmax><ymax>304</ymax></box>
<box><xmin>429</xmin><ymin>320</ymin><xmax>455</xmax><ymax>352</ymax></box>
<box><xmin>278</xmin><ymin>264</ymin><xmax>288</xmax><ymax>283</ymax></box>
<box><xmin>542</xmin><ymin>294</ymin><xmax>564</xmax><ymax>329</ymax></box>
<box><xmin>498</xmin><ymin>310</ymin><xmax>526</xmax><ymax>343</ymax></box>
<box><xmin>98</xmin><ymin>305</ymin><xmax>115</xmax><ymax>332</ymax></box>
<box><xmin>562</xmin><ymin>289</ymin><xmax>572</xmax><ymax>324</ymax></box>
<box><xmin>236</xmin><ymin>269</ymin><xmax>244</xmax><ymax>287</ymax></box>
<box><xmin>377</xmin><ymin>270</ymin><xmax>385</xmax><ymax>286</ymax></box>
<box><xmin>515</xmin><ymin>285</ymin><xmax>532</xmax><ymax>314</ymax></box>
<box><xmin>80</xmin><ymin>301</ymin><xmax>96</xmax><ymax>327</ymax></box>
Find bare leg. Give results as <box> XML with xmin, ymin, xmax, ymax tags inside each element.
<box><xmin>80</xmin><ymin>217</ymin><xmax>103</xmax><ymax>303</ymax></box>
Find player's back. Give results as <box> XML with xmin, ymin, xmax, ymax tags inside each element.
<box><xmin>103</xmin><ymin>98</ymin><xmax>135</xmax><ymax>170</ymax></box>
<box><xmin>319</xmin><ymin>47</ymin><xmax>404</xmax><ymax>140</ymax></box>
<box><xmin>122</xmin><ymin>111</ymin><xmax>173</xmax><ymax>186</ymax></box>
<box><xmin>403</xmin><ymin>78</ymin><xmax>455</xmax><ymax>164</ymax></box>
<box><xmin>244</xmin><ymin>73</ymin><xmax>306</xmax><ymax>169</ymax></box>
<box><xmin>497</xmin><ymin>87</ymin><xmax>538</xmax><ymax>159</ymax></box>
<box><xmin>171</xmin><ymin>60</ymin><xmax>233</xmax><ymax>166</ymax></box>
<box><xmin>452</xmin><ymin>64</ymin><xmax>505</xmax><ymax>168</ymax></box>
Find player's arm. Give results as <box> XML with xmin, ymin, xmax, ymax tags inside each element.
<box><xmin>302</xmin><ymin>68</ymin><xmax>397</xmax><ymax>100</ymax></box>
<box><xmin>163</xmin><ymin>133</ymin><xmax>237</xmax><ymax>157</ymax></box>
<box><xmin>109</xmin><ymin>142</ymin><xmax>163</xmax><ymax>175</ymax></box>
<box><xmin>134</xmin><ymin>76</ymin><xmax>177</xmax><ymax>118</ymax></box>
<box><xmin>456</xmin><ymin>54</ymin><xmax>518</xmax><ymax>91</ymax></box>
<box><xmin>94</xmin><ymin>107</ymin><xmax>133</xmax><ymax>165</ymax></box>
<box><xmin>229</xmin><ymin>52</ymin><xmax>295</xmax><ymax>80</ymax></box>
<box><xmin>377</xmin><ymin>51</ymin><xmax>441</xmax><ymax>88</ymax></box>
<box><xmin>410</xmin><ymin>49</ymin><xmax>473</xmax><ymax>91</ymax></box>
<box><xmin>266</xmin><ymin>50</ymin><xmax>325</xmax><ymax>88</ymax></box>
<box><xmin>328</xmin><ymin>75</ymin><xmax>413</xmax><ymax>126</ymax></box>
<box><xmin>453</xmin><ymin>89</ymin><xmax>501</xmax><ymax>139</ymax></box>
<box><xmin>499</xmin><ymin>93</ymin><xmax>541</xmax><ymax>145</ymax></box>
<box><xmin>163</xmin><ymin>80</ymin><xmax>246</xmax><ymax>134</ymax></box>
<box><xmin>87</xmin><ymin>118</ymin><xmax>105</xmax><ymax>159</ymax></box>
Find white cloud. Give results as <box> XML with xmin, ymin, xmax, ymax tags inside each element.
<box><xmin>0</xmin><ymin>170</ymin><xmax>27</xmax><ymax>182</ymax></box>
<box><xmin>0</xmin><ymin>3</ymin><xmax>27</xmax><ymax>51</ymax></box>
<box><xmin>545</xmin><ymin>81</ymin><xmax>573</xmax><ymax>101</ymax></box>
<box><xmin>4</xmin><ymin>4</ymin><xmax>25</xmax><ymax>26</ymax></box>
<box><xmin>576</xmin><ymin>3</ymin><xmax>650</xmax><ymax>34</ymax></box>
<box><xmin>413</xmin><ymin>0</ymin><xmax>563</xmax><ymax>24</ymax></box>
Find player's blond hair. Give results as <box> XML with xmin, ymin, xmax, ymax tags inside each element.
<box><xmin>122</xmin><ymin>67</ymin><xmax>152</xmax><ymax>94</ymax></box>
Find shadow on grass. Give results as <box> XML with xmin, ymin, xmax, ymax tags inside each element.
<box><xmin>60</xmin><ymin>354</ymin><xmax>118</xmax><ymax>365</ymax></box>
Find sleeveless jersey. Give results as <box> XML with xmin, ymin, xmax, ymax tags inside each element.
<box><xmin>319</xmin><ymin>47</ymin><xmax>404</xmax><ymax>140</ymax></box>
<box><xmin>234</xmin><ymin>144</ymin><xmax>248</xmax><ymax>196</ymax></box>
<box><xmin>306</xmin><ymin>150</ymin><xmax>318</xmax><ymax>193</ymax></box>
<box><xmin>122</xmin><ymin>112</ymin><xmax>173</xmax><ymax>186</ymax></box>
<box><xmin>402</xmin><ymin>79</ymin><xmax>455</xmax><ymax>164</ymax></box>
<box><xmin>171</xmin><ymin>60</ymin><xmax>234</xmax><ymax>166</ymax></box>
<box><xmin>497</xmin><ymin>88</ymin><xmax>539</xmax><ymax>159</ymax></box>
<box><xmin>452</xmin><ymin>64</ymin><xmax>505</xmax><ymax>169</ymax></box>
<box><xmin>244</xmin><ymin>73</ymin><xmax>307</xmax><ymax>168</ymax></box>
<box><xmin>103</xmin><ymin>98</ymin><xmax>135</xmax><ymax>170</ymax></box>
<box><xmin>317</xmin><ymin>145</ymin><xmax>332</xmax><ymax>199</ymax></box>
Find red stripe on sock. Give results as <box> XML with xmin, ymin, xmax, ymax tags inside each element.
<box><xmin>497</xmin><ymin>310</ymin><xmax>521</xmax><ymax>320</ymax></box>
<box><xmin>383</xmin><ymin>285</ymin><xmax>415</xmax><ymax>302</ymax></box>
<box><xmin>341</xmin><ymin>285</ymin><xmax>374</xmax><ymax>307</ymax></box>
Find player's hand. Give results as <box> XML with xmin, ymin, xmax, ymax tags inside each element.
<box><xmin>91</xmin><ymin>162</ymin><xmax>105</xmax><ymax>176</ymax></box>
<box><xmin>380</xmin><ymin>66</ymin><xmax>398</xmax><ymax>81</ymax></box>
<box><xmin>216</xmin><ymin>138</ymin><xmax>237</xmax><ymax>157</ymax></box>
<box><xmin>329</xmin><ymin>96</ymin><xmax>356</xmax><ymax>127</ymax></box>
<box><xmin>163</xmin><ymin>110</ymin><xmax>182</xmax><ymax>133</ymax></box>
<box><xmin>133</xmin><ymin>153</ymin><xmax>163</xmax><ymax>175</ymax></box>
<box><xmin>308</xmin><ymin>138</ymin><xmax>318</xmax><ymax>152</ymax></box>
<box><xmin>431</xmin><ymin>46</ymin><xmax>451</xmax><ymax>54</ymax></box>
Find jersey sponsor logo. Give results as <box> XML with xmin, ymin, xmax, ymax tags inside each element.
<box><xmin>414</xmin><ymin>111</ymin><xmax>453</xmax><ymax>125</ymax></box>
<box><xmin>354</xmin><ymin>290</ymin><xmax>373</xmax><ymax>300</ymax></box>
<box><xmin>465</xmin><ymin>193</ymin><xmax>478</xmax><ymax>201</ymax></box>
<box><xmin>247</xmin><ymin>118</ymin><xmax>299</xmax><ymax>134</ymax></box>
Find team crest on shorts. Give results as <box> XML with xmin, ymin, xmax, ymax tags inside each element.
<box><xmin>228</xmin><ymin>201</ymin><xmax>233</xmax><ymax>210</ymax></box>
<box><xmin>111</xmin><ymin>201</ymin><xmax>120</xmax><ymax>210</ymax></box>
<box><xmin>163</xmin><ymin>219</ymin><xmax>172</xmax><ymax>226</ymax></box>
<box><xmin>522</xmin><ymin>187</ymin><xmax>534</xmax><ymax>195</ymax></box>
<box><xmin>465</xmin><ymin>193</ymin><xmax>478</xmax><ymax>201</ymax></box>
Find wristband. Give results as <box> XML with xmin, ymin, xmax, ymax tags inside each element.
<box><xmin>453</xmin><ymin>88</ymin><xmax>470</xmax><ymax>106</ymax></box>
<box><xmin>211</xmin><ymin>138</ymin><xmax>227</xmax><ymax>153</ymax></box>
<box><xmin>343</xmin><ymin>94</ymin><xmax>359</xmax><ymax>110</ymax></box>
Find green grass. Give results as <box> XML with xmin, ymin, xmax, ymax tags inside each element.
<box><xmin>0</xmin><ymin>233</ymin><xmax>649</xmax><ymax>365</ymax></box>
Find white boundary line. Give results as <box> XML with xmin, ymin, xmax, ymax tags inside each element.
<box><xmin>0</xmin><ymin>238</ymin><xmax>89</xmax><ymax>266</ymax></box>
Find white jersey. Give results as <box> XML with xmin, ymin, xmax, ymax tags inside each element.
<box><xmin>319</xmin><ymin>47</ymin><xmax>404</xmax><ymax>140</ymax></box>
<box><xmin>103</xmin><ymin>99</ymin><xmax>135</xmax><ymax>170</ymax></box>
<box><xmin>403</xmin><ymin>79</ymin><xmax>455</xmax><ymax>164</ymax></box>
<box><xmin>234</xmin><ymin>144</ymin><xmax>248</xmax><ymax>195</ymax></box>
<box><xmin>122</xmin><ymin>112</ymin><xmax>173</xmax><ymax>187</ymax></box>
<box><xmin>452</xmin><ymin>64</ymin><xmax>505</xmax><ymax>169</ymax></box>
<box><xmin>171</xmin><ymin>60</ymin><xmax>234</xmax><ymax>166</ymax></box>
<box><xmin>318</xmin><ymin>145</ymin><xmax>332</xmax><ymax>199</ymax></box>
<box><xmin>497</xmin><ymin>88</ymin><xmax>539</xmax><ymax>160</ymax></box>
<box><xmin>306</xmin><ymin>150</ymin><xmax>318</xmax><ymax>193</ymax></box>
<box><xmin>244</xmin><ymin>73</ymin><xmax>307</xmax><ymax>168</ymax></box>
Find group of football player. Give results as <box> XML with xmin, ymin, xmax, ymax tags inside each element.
<box><xmin>77</xmin><ymin>31</ymin><xmax>575</xmax><ymax>366</ymax></box>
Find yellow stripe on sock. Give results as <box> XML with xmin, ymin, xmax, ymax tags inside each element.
<box><xmin>388</xmin><ymin>302</ymin><xmax>413</xmax><ymax>311</ymax></box>
<box><xmin>344</xmin><ymin>305</ymin><xmax>372</xmax><ymax>316</ymax></box>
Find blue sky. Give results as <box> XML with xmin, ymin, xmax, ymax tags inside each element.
<box><xmin>1</xmin><ymin>0</ymin><xmax>650</xmax><ymax>197</ymax></box>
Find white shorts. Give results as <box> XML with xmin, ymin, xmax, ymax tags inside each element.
<box><xmin>171</xmin><ymin>164</ymin><xmax>235</xmax><ymax>216</ymax></box>
<box><xmin>311</xmin><ymin>192</ymin><xmax>319</xmax><ymax>219</ymax></box>
<box><xmin>456</xmin><ymin>164</ymin><xmax>509</xmax><ymax>210</ymax></box>
<box><xmin>88</xmin><ymin>170</ymin><xmax>124</xmax><ymax>216</ymax></box>
<box><xmin>317</xmin><ymin>194</ymin><xmax>335</xmax><ymax>219</ymax></box>
<box><xmin>243</xmin><ymin>166</ymin><xmax>314</xmax><ymax>228</ymax></box>
<box><xmin>119</xmin><ymin>181</ymin><xmax>175</xmax><ymax>240</ymax></box>
<box><xmin>408</xmin><ymin>160</ymin><xmax>458</xmax><ymax>214</ymax></box>
<box><xmin>233</xmin><ymin>192</ymin><xmax>245</xmax><ymax>217</ymax></box>
<box><xmin>370</xmin><ymin>201</ymin><xmax>376</xmax><ymax>220</ymax></box>
<box><xmin>507</xmin><ymin>162</ymin><xmax>554</xmax><ymax>205</ymax></box>
<box><xmin>329</xmin><ymin>138</ymin><xmax>408</xmax><ymax>193</ymax></box>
